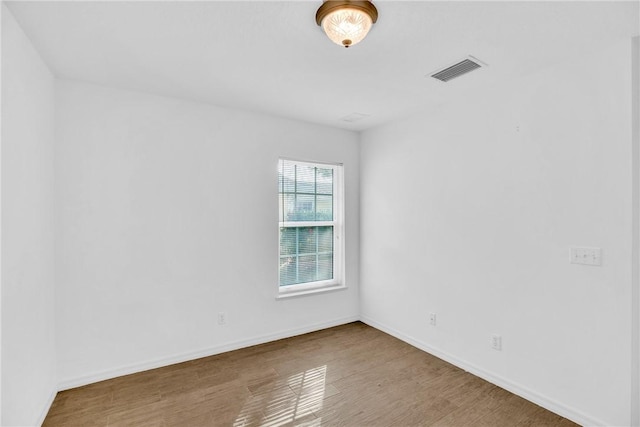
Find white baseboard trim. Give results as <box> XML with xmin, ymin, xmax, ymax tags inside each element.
<box><xmin>360</xmin><ymin>314</ymin><xmax>607</xmax><ymax>427</ymax></box>
<box><xmin>57</xmin><ymin>315</ymin><xmax>359</xmax><ymax>391</ymax></box>
<box><xmin>36</xmin><ymin>388</ymin><xmax>57</xmax><ymax>426</ymax></box>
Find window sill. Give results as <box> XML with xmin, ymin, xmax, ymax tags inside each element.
<box><xmin>276</xmin><ymin>284</ymin><xmax>347</xmax><ymax>300</ymax></box>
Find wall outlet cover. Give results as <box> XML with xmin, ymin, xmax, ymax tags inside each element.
<box><xmin>491</xmin><ymin>334</ymin><xmax>502</xmax><ymax>351</ymax></box>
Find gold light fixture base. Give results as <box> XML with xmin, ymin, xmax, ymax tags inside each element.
<box><xmin>315</xmin><ymin>1</ymin><xmax>379</xmax><ymax>26</ymax></box>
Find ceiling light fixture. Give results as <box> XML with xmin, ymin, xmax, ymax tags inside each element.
<box><xmin>316</xmin><ymin>1</ymin><xmax>378</xmax><ymax>48</ymax></box>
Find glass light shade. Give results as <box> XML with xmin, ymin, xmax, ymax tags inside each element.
<box><xmin>321</xmin><ymin>7</ymin><xmax>373</xmax><ymax>48</ymax></box>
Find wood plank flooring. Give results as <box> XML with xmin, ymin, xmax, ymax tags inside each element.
<box><xmin>44</xmin><ymin>322</ymin><xmax>578</xmax><ymax>427</ymax></box>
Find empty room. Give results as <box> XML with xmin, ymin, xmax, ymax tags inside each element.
<box><xmin>2</xmin><ymin>1</ymin><xmax>639</xmax><ymax>426</ymax></box>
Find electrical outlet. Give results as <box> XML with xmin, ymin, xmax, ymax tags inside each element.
<box><xmin>491</xmin><ymin>334</ymin><xmax>502</xmax><ymax>351</ymax></box>
<box><xmin>429</xmin><ymin>313</ymin><xmax>437</xmax><ymax>326</ymax></box>
<box><xmin>218</xmin><ymin>312</ymin><xmax>226</xmax><ymax>325</ymax></box>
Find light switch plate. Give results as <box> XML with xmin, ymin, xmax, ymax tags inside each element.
<box><xmin>570</xmin><ymin>247</ymin><xmax>602</xmax><ymax>266</ymax></box>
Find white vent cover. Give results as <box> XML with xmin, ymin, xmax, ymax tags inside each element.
<box><xmin>430</xmin><ymin>56</ymin><xmax>486</xmax><ymax>82</ymax></box>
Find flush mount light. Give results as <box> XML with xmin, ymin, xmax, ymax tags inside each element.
<box><xmin>316</xmin><ymin>1</ymin><xmax>378</xmax><ymax>48</ymax></box>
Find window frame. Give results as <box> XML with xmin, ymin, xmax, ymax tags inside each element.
<box><xmin>277</xmin><ymin>158</ymin><xmax>345</xmax><ymax>298</ymax></box>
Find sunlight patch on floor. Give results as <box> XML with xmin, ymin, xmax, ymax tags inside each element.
<box><xmin>234</xmin><ymin>365</ymin><xmax>327</xmax><ymax>427</ymax></box>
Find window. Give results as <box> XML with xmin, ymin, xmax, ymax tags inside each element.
<box><xmin>278</xmin><ymin>159</ymin><xmax>344</xmax><ymax>295</ymax></box>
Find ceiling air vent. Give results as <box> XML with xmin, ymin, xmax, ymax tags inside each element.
<box><xmin>430</xmin><ymin>56</ymin><xmax>485</xmax><ymax>82</ymax></box>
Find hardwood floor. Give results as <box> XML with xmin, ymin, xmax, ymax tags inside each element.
<box><xmin>44</xmin><ymin>322</ymin><xmax>578</xmax><ymax>427</ymax></box>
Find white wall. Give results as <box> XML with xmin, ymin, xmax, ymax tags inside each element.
<box><xmin>54</xmin><ymin>80</ymin><xmax>360</xmax><ymax>387</ymax></box>
<box><xmin>360</xmin><ymin>39</ymin><xmax>633</xmax><ymax>426</ymax></box>
<box><xmin>632</xmin><ymin>35</ymin><xmax>640</xmax><ymax>427</ymax></box>
<box><xmin>1</xmin><ymin>4</ymin><xmax>57</xmax><ymax>426</ymax></box>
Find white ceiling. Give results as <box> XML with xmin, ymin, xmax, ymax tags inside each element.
<box><xmin>5</xmin><ymin>1</ymin><xmax>639</xmax><ymax>131</ymax></box>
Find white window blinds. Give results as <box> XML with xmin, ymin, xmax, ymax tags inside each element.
<box><xmin>278</xmin><ymin>159</ymin><xmax>342</xmax><ymax>290</ymax></box>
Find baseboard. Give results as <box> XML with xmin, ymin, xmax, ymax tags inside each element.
<box><xmin>360</xmin><ymin>314</ymin><xmax>607</xmax><ymax>427</ymax></box>
<box><xmin>57</xmin><ymin>315</ymin><xmax>359</xmax><ymax>391</ymax></box>
<box><xmin>36</xmin><ymin>388</ymin><xmax>57</xmax><ymax>426</ymax></box>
